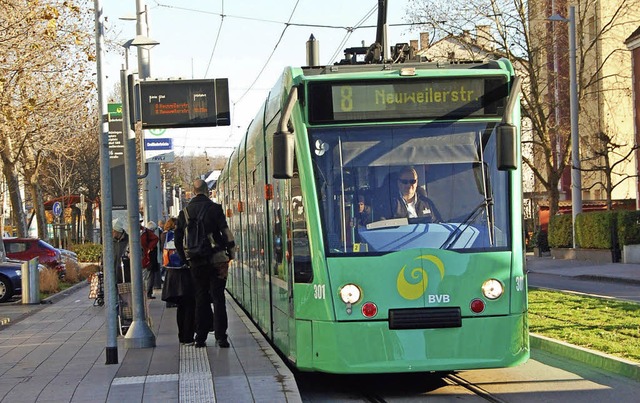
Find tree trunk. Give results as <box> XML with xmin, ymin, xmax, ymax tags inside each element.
<box><xmin>23</xmin><ymin>147</ymin><xmax>48</xmax><ymax>240</ymax></box>
<box><xmin>27</xmin><ymin>181</ymin><xmax>47</xmax><ymax>240</ymax></box>
<box><xmin>84</xmin><ymin>201</ymin><xmax>94</xmax><ymax>242</ymax></box>
<box><xmin>548</xmin><ymin>177</ymin><xmax>561</xmax><ymax>217</ymax></box>
<box><xmin>0</xmin><ymin>148</ymin><xmax>27</xmax><ymax>237</ymax></box>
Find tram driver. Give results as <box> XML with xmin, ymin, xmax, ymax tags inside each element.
<box><xmin>376</xmin><ymin>166</ymin><xmax>441</xmax><ymax>222</ymax></box>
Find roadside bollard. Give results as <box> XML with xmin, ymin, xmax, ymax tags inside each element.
<box><xmin>21</xmin><ymin>257</ymin><xmax>40</xmax><ymax>304</ymax></box>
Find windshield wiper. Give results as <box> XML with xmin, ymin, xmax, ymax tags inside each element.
<box><xmin>439</xmin><ymin>200</ymin><xmax>490</xmax><ymax>249</ymax></box>
<box><xmin>365</xmin><ymin>217</ymin><xmax>409</xmax><ymax>230</ymax></box>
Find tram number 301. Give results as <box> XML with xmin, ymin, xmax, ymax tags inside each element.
<box><xmin>314</xmin><ymin>284</ymin><xmax>326</xmax><ymax>300</ymax></box>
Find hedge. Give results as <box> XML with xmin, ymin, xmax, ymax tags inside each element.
<box><xmin>548</xmin><ymin>214</ymin><xmax>572</xmax><ymax>248</ymax></box>
<box><xmin>69</xmin><ymin>243</ymin><xmax>102</xmax><ymax>263</ymax></box>
<box><xmin>548</xmin><ymin>210</ymin><xmax>640</xmax><ymax>250</ymax></box>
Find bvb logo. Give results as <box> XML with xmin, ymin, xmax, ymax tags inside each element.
<box><xmin>396</xmin><ymin>255</ymin><xmax>445</xmax><ymax>300</ymax></box>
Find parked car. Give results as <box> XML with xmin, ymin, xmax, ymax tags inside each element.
<box><xmin>0</xmin><ymin>259</ymin><xmax>22</xmax><ymax>303</ymax></box>
<box><xmin>3</xmin><ymin>238</ymin><xmax>66</xmax><ymax>278</ymax></box>
<box><xmin>59</xmin><ymin>248</ymin><xmax>78</xmax><ymax>267</ymax></box>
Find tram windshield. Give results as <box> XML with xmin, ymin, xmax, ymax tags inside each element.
<box><xmin>308</xmin><ymin>122</ymin><xmax>511</xmax><ymax>254</ymax></box>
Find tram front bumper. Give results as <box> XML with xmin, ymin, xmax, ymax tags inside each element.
<box><xmin>297</xmin><ymin>313</ymin><xmax>529</xmax><ymax>374</ymax></box>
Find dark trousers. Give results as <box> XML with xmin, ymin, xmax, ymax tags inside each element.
<box><xmin>176</xmin><ymin>295</ymin><xmax>196</xmax><ymax>343</ymax></box>
<box><xmin>143</xmin><ymin>268</ymin><xmax>155</xmax><ymax>297</ymax></box>
<box><xmin>190</xmin><ymin>260</ymin><xmax>228</xmax><ymax>343</ymax></box>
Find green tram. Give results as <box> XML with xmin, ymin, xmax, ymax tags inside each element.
<box><xmin>218</xmin><ymin>59</ymin><xmax>529</xmax><ymax>374</ymax></box>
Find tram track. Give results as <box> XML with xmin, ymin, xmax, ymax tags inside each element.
<box><xmin>444</xmin><ymin>372</ymin><xmax>509</xmax><ymax>402</ymax></box>
<box><xmin>361</xmin><ymin>392</ymin><xmax>388</xmax><ymax>403</ymax></box>
<box><xmin>356</xmin><ymin>372</ymin><xmax>509</xmax><ymax>402</ymax></box>
<box><xmin>330</xmin><ymin>372</ymin><xmax>508</xmax><ymax>403</ymax></box>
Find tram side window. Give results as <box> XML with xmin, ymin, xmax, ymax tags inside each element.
<box><xmin>292</xmin><ymin>164</ymin><xmax>312</xmax><ymax>283</ymax></box>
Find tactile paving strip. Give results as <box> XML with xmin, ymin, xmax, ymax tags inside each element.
<box><xmin>180</xmin><ymin>344</ymin><xmax>215</xmax><ymax>402</ymax></box>
<box><xmin>110</xmin><ymin>347</ymin><xmax>215</xmax><ymax>402</ymax></box>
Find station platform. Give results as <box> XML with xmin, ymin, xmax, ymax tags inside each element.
<box><xmin>0</xmin><ymin>282</ymin><xmax>301</xmax><ymax>402</ymax></box>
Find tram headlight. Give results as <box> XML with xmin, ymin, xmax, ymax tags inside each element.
<box><xmin>481</xmin><ymin>279</ymin><xmax>504</xmax><ymax>300</ymax></box>
<box><xmin>339</xmin><ymin>284</ymin><xmax>361</xmax><ymax>304</ymax></box>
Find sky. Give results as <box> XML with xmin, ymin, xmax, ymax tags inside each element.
<box><xmin>101</xmin><ymin>0</ymin><xmax>418</xmax><ymax>157</ymax></box>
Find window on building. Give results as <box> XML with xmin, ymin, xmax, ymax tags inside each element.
<box><xmin>588</xmin><ymin>16</ymin><xmax>596</xmax><ymax>44</ymax></box>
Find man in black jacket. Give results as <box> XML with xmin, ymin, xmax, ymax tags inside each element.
<box><xmin>377</xmin><ymin>166</ymin><xmax>441</xmax><ymax>222</ymax></box>
<box><xmin>175</xmin><ymin>179</ymin><xmax>235</xmax><ymax>348</ymax></box>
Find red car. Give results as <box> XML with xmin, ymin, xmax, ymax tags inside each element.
<box><xmin>3</xmin><ymin>238</ymin><xmax>66</xmax><ymax>278</ymax></box>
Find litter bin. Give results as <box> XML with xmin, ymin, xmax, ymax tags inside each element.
<box><xmin>22</xmin><ymin>257</ymin><xmax>40</xmax><ymax>304</ymax></box>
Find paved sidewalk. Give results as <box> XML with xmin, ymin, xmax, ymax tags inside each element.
<box><xmin>0</xmin><ymin>283</ymin><xmax>301</xmax><ymax>403</ymax></box>
<box><xmin>526</xmin><ymin>253</ymin><xmax>640</xmax><ymax>285</ymax></box>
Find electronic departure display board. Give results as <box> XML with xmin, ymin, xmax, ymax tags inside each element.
<box><xmin>307</xmin><ymin>76</ymin><xmax>508</xmax><ymax>123</ymax></box>
<box><xmin>138</xmin><ymin>78</ymin><xmax>230</xmax><ymax>129</ymax></box>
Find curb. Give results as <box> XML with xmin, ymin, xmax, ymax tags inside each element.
<box><xmin>229</xmin><ymin>295</ymin><xmax>302</xmax><ymax>403</ymax></box>
<box><xmin>528</xmin><ymin>269</ymin><xmax>640</xmax><ymax>287</ymax></box>
<box><xmin>42</xmin><ymin>280</ymin><xmax>89</xmax><ymax>304</ymax></box>
<box><xmin>530</xmin><ymin>333</ymin><xmax>640</xmax><ymax>382</ymax></box>
<box><xmin>1</xmin><ymin>281</ymin><xmax>89</xmax><ymax>328</ymax></box>
<box><xmin>574</xmin><ymin>274</ymin><xmax>640</xmax><ymax>286</ymax></box>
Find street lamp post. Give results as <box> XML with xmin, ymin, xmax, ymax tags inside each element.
<box><xmin>120</xmin><ymin>1</ymin><xmax>161</xmax><ymax>226</ymax></box>
<box><xmin>121</xmin><ymin>35</ymin><xmax>159</xmax><ymax>349</ymax></box>
<box><xmin>93</xmin><ymin>0</ymin><xmax>118</xmax><ymax>364</ymax></box>
<box><xmin>550</xmin><ymin>5</ymin><xmax>582</xmax><ymax>248</ymax></box>
<box><xmin>134</xmin><ymin>1</ymin><xmax>162</xmax><ymax>226</ymax></box>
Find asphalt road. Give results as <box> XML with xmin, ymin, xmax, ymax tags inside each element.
<box><xmin>528</xmin><ymin>271</ymin><xmax>640</xmax><ymax>302</ymax></box>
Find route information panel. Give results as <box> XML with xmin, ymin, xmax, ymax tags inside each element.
<box><xmin>307</xmin><ymin>76</ymin><xmax>507</xmax><ymax>123</ymax></box>
<box><xmin>138</xmin><ymin>78</ymin><xmax>230</xmax><ymax>129</ymax></box>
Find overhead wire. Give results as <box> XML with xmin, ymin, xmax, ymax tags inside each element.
<box><xmin>150</xmin><ymin>1</ymin><xmax>420</xmax><ymax>154</ymax></box>
<box><xmin>154</xmin><ymin>1</ymin><xmax>361</xmax><ymax>30</ymax></box>
<box><xmin>326</xmin><ymin>4</ymin><xmax>378</xmax><ymax>64</ymax></box>
<box><xmin>152</xmin><ymin>1</ymin><xmax>421</xmax><ymax>33</ymax></box>
<box><xmin>204</xmin><ymin>0</ymin><xmax>225</xmax><ymax>78</ymax></box>
<box><xmin>232</xmin><ymin>0</ymin><xmax>301</xmax><ymax>105</ymax></box>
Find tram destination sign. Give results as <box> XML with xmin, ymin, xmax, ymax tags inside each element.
<box><xmin>307</xmin><ymin>76</ymin><xmax>508</xmax><ymax>123</ymax></box>
<box><xmin>138</xmin><ymin>78</ymin><xmax>230</xmax><ymax>129</ymax></box>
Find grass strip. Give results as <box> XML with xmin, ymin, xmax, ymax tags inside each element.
<box><xmin>528</xmin><ymin>289</ymin><xmax>640</xmax><ymax>362</ymax></box>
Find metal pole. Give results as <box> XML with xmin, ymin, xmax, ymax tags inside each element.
<box><xmin>161</xmin><ymin>168</ymin><xmax>167</xmax><ymax>220</ymax></box>
<box><xmin>569</xmin><ymin>5</ymin><xmax>582</xmax><ymax>248</ymax></box>
<box><xmin>552</xmin><ymin>0</ymin><xmax>562</xmax><ymax>192</ymax></box>
<box><xmin>136</xmin><ymin>1</ymin><xmax>161</xmax><ymax>225</ymax></box>
<box><xmin>121</xmin><ymin>61</ymin><xmax>155</xmax><ymax>348</ymax></box>
<box><xmin>93</xmin><ymin>0</ymin><xmax>118</xmax><ymax>364</ymax></box>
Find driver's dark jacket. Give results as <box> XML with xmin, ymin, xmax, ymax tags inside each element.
<box><xmin>377</xmin><ymin>192</ymin><xmax>442</xmax><ymax>222</ymax></box>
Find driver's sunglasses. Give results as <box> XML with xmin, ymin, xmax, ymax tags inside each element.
<box><xmin>398</xmin><ymin>179</ymin><xmax>417</xmax><ymax>185</ymax></box>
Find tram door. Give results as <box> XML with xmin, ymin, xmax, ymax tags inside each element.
<box><xmin>271</xmin><ymin>178</ymin><xmax>291</xmax><ymax>352</ymax></box>
<box><xmin>240</xmin><ymin>159</ymin><xmax>251</xmax><ymax>309</ymax></box>
<box><xmin>252</xmin><ymin>165</ymin><xmax>271</xmax><ymax>331</ymax></box>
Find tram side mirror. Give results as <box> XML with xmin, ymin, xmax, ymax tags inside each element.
<box><xmin>273</xmin><ymin>131</ymin><xmax>294</xmax><ymax>179</ymax></box>
<box><xmin>497</xmin><ymin>123</ymin><xmax>517</xmax><ymax>171</ymax></box>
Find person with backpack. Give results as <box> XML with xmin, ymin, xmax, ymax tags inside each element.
<box><xmin>175</xmin><ymin>179</ymin><xmax>235</xmax><ymax>348</ymax></box>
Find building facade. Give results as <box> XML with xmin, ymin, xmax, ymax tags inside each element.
<box><xmin>531</xmin><ymin>0</ymin><xmax>639</xmax><ymax>205</ymax></box>
<box><xmin>625</xmin><ymin>26</ymin><xmax>640</xmax><ymax>208</ymax></box>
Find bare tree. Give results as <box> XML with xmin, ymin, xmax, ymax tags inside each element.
<box><xmin>1</xmin><ymin>0</ymin><xmax>96</xmax><ymax>237</ymax></box>
<box><xmin>406</xmin><ymin>0</ymin><xmax>639</xmax><ymax>215</ymax></box>
<box><xmin>581</xmin><ymin>131</ymin><xmax>638</xmax><ymax>209</ymax></box>
<box><xmin>173</xmin><ymin>154</ymin><xmax>213</xmax><ymax>187</ymax></box>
